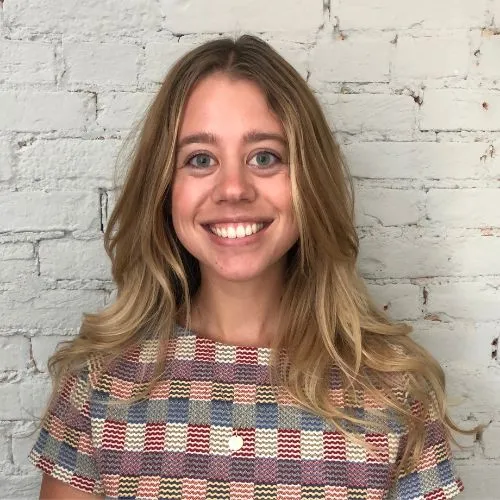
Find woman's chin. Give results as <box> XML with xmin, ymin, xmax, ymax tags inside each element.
<box><xmin>208</xmin><ymin>269</ymin><xmax>265</xmax><ymax>283</ymax></box>
<box><xmin>200</xmin><ymin>260</ymin><xmax>275</xmax><ymax>284</ymax></box>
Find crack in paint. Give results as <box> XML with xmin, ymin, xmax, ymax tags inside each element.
<box><xmin>492</xmin><ymin>337</ymin><xmax>498</xmax><ymax>361</ymax></box>
<box><xmin>98</xmin><ymin>188</ymin><xmax>109</xmax><ymax>233</ymax></box>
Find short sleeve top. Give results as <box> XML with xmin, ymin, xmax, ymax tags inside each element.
<box><xmin>29</xmin><ymin>325</ymin><xmax>464</xmax><ymax>499</ymax></box>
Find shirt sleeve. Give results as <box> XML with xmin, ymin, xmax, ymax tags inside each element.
<box><xmin>29</xmin><ymin>364</ymin><xmax>104</xmax><ymax>496</ymax></box>
<box><xmin>387</xmin><ymin>397</ymin><xmax>464</xmax><ymax>500</ymax></box>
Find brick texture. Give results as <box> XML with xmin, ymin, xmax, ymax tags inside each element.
<box><xmin>0</xmin><ymin>1</ymin><xmax>498</xmax><ymax>497</ymax></box>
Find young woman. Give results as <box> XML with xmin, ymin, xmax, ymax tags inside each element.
<box><xmin>31</xmin><ymin>35</ymin><xmax>468</xmax><ymax>499</ymax></box>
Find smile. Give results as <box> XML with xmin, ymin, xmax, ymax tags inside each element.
<box><xmin>208</xmin><ymin>222</ymin><xmax>267</xmax><ymax>239</ymax></box>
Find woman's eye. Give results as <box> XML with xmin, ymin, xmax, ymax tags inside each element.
<box><xmin>249</xmin><ymin>151</ymin><xmax>281</xmax><ymax>168</ymax></box>
<box><xmin>186</xmin><ymin>153</ymin><xmax>214</xmax><ymax>169</ymax></box>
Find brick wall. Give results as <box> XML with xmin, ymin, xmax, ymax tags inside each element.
<box><xmin>0</xmin><ymin>0</ymin><xmax>499</xmax><ymax>497</ymax></box>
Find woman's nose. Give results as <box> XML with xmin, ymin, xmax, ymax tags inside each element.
<box><xmin>212</xmin><ymin>163</ymin><xmax>257</xmax><ymax>203</ymax></box>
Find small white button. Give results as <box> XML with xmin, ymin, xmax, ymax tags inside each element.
<box><xmin>228</xmin><ymin>435</ymin><xmax>244</xmax><ymax>451</ymax></box>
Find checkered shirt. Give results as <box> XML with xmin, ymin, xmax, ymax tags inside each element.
<box><xmin>29</xmin><ymin>325</ymin><xmax>464</xmax><ymax>499</ymax></box>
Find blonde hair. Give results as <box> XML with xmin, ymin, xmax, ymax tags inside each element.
<box><xmin>48</xmin><ymin>34</ymin><xmax>470</xmax><ymax>475</ymax></box>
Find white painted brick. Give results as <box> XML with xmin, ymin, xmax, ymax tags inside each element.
<box><xmin>1</xmin><ymin>476</ymin><xmax>41</xmax><ymax>500</ymax></box>
<box><xmin>97</xmin><ymin>92</ymin><xmax>154</xmax><ymax>130</ymax></box>
<box><xmin>366</xmin><ymin>283</ymin><xmax>421</xmax><ymax>320</ymax></box>
<box><xmin>0</xmin><ymin>91</ymin><xmax>92</xmax><ymax>132</ymax></box>
<box><xmin>268</xmin><ymin>41</ymin><xmax>309</xmax><ymax>81</ymax></box>
<box><xmin>0</xmin><ymin>192</ymin><xmax>97</xmax><ymax>232</ymax></box>
<box><xmin>65</xmin><ymin>42</ymin><xmax>139</xmax><ymax>88</ymax></box>
<box><xmin>475</xmin><ymin>37</ymin><xmax>500</xmax><ymax>80</ymax></box>
<box><xmin>0</xmin><ymin>260</ymin><xmax>37</xmax><ymax>282</ymax></box>
<box><xmin>344</xmin><ymin>141</ymin><xmax>500</xmax><ymax>179</ymax></box>
<box><xmin>494</xmin><ymin>0</ymin><xmax>500</xmax><ymax>25</ymax></box>
<box><xmin>0</xmin><ymin>289</ymin><xmax>105</xmax><ymax>329</ymax></box>
<box><xmin>0</xmin><ymin>243</ymin><xmax>33</xmax><ymax>260</ymax></box>
<box><xmin>392</xmin><ymin>36</ymin><xmax>470</xmax><ymax>79</ymax></box>
<box><xmin>410</xmin><ymin>321</ymin><xmax>492</xmax><ymax>369</ymax></box>
<box><xmin>20</xmin><ymin>378</ymin><xmax>52</xmax><ymax>420</ymax></box>
<box><xmin>2</xmin><ymin>275</ymin><xmax>45</xmax><ymax>305</ymax></box>
<box><xmin>447</xmin><ymin>370</ymin><xmax>500</xmax><ymax>415</ymax></box>
<box><xmin>355</xmin><ymin>188</ymin><xmax>420</xmax><ymax>226</ymax></box>
<box><xmin>445</xmin><ymin>237</ymin><xmax>500</xmax><ymax>277</ymax></box>
<box><xmin>143</xmin><ymin>41</ymin><xmax>195</xmax><ymax>84</ymax></box>
<box><xmin>0</xmin><ymin>138</ymin><xmax>13</xmax><ymax>181</ymax></box>
<box><xmin>426</xmin><ymin>283</ymin><xmax>500</xmax><ymax>321</ymax></box>
<box><xmin>310</xmin><ymin>37</ymin><xmax>391</xmax><ymax>83</ymax></box>
<box><xmin>0</xmin><ymin>384</ymin><xmax>22</xmax><ymax>419</ymax></box>
<box><xmin>31</xmin><ymin>335</ymin><xmax>69</xmax><ymax>372</ymax></box>
<box><xmin>40</xmin><ymin>239</ymin><xmax>110</xmax><ymax>280</ymax></box>
<box><xmin>322</xmin><ymin>94</ymin><xmax>416</xmax><ymax>133</ymax></box>
<box><xmin>420</xmin><ymin>90</ymin><xmax>500</xmax><ymax>131</ymax></box>
<box><xmin>17</xmin><ymin>138</ymin><xmax>121</xmax><ymax>187</ymax></box>
<box><xmin>0</xmin><ymin>40</ymin><xmax>54</xmax><ymax>84</ymax></box>
<box><xmin>483</xmin><ymin>423</ymin><xmax>500</xmax><ymax>458</ymax></box>
<box><xmin>4</xmin><ymin>0</ymin><xmax>162</xmax><ymax>37</ymax></box>
<box><xmin>12</xmin><ymin>422</ymin><xmax>38</xmax><ymax>469</ymax></box>
<box><xmin>476</xmin><ymin>322</ymin><xmax>500</xmax><ymax>367</ymax></box>
<box><xmin>0</xmin><ymin>336</ymin><xmax>30</xmax><ymax>371</ymax></box>
<box><xmin>160</xmin><ymin>0</ymin><xmax>323</xmax><ymax>33</ymax></box>
<box><xmin>337</xmin><ymin>0</ymin><xmax>488</xmax><ymax>30</ymax></box>
<box><xmin>0</xmin><ymin>432</ymin><xmax>9</xmax><ymax>462</ymax></box>
<box><xmin>427</xmin><ymin>189</ymin><xmax>500</xmax><ymax>227</ymax></box>
<box><xmin>456</xmin><ymin>464</ymin><xmax>500</xmax><ymax>500</ymax></box>
<box><xmin>457</xmin><ymin>461</ymin><xmax>500</xmax><ymax>500</ymax></box>
<box><xmin>359</xmin><ymin>233</ymin><xmax>500</xmax><ymax>278</ymax></box>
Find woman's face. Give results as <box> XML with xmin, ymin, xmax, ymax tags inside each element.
<box><xmin>171</xmin><ymin>73</ymin><xmax>299</xmax><ymax>284</ymax></box>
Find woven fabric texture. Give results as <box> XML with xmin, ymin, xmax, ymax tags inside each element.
<box><xmin>29</xmin><ymin>326</ymin><xmax>463</xmax><ymax>499</ymax></box>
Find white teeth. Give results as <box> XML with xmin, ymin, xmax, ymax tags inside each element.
<box><xmin>209</xmin><ymin>223</ymin><xmax>266</xmax><ymax>239</ymax></box>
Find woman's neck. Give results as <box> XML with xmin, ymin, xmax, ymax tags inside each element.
<box><xmin>187</xmin><ymin>267</ymin><xmax>285</xmax><ymax>348</ymax></box>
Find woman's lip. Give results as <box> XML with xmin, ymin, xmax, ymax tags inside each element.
<box><xmin>202</xmin><ymin>219</ymin><xmax>273</xmax><ymax>225</ymax></box>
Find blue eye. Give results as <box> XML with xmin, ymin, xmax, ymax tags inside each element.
<box><xmin>186</xmin><ymin>153</ymin><xmax>214</xmax><ymax>169</ymax></box>
<box><xmin>249</xmin><ymin>151</ymin><xmax>281</xmax><ymax>168</ymax></box>
<box><xmin>184</xmin><ymin>151</ymin><xmax>282</xmax><ymax>169</ymax></box>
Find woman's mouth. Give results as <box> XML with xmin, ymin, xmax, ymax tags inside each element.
<box><xmin>204</xmin><ymin>222</ymin><xmax>270</xmax><ymax>239</ymax></box>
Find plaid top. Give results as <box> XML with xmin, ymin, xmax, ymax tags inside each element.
<box><xmin>30</xmin><ymin>325</ymin><xmax>463</xmax><ymax>499</ymax></box>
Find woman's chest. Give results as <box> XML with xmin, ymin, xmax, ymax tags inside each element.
<box><xmin>89</xmin><ymin>378</ymin><xmax>400</xmax><ymax>499</ymax></box>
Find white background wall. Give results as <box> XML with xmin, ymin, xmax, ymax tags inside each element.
<box><xmin>0</xmin><ymin>0</ymin><xmax>499</xmax><ymax>498</ymax></box>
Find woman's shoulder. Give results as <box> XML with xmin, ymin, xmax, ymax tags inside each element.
<box><xmin>86</xmin><ymin>330</ymin><xmax>177</xmax><ymax>398</ymax></box>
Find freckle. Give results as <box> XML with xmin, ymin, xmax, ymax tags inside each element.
<box><xmin>482</xmin><ymin>102</ymin><xmax>489</xmax><ymax>110</ymax></box>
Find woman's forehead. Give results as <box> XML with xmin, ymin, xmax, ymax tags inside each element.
<box><xmin>178</xmin><ymin>74</ymin><xmax>285</xmax><ymax>137</ymax></box>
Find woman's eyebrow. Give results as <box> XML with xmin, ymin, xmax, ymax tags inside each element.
<box><xmin>176</xmin><ymin>130</ymin><xmax>287</xmax><ymax>150</ymax></box>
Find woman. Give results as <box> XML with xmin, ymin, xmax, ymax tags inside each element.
<box><xmin>31</xmin><ymin>35</ymin><xmax>468</xmax><ymax>499</ymax></box>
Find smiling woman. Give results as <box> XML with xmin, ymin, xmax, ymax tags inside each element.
<box><xmin>171</xmin><ymin>74</ymin><xmax>299</xmax><ymax>324</ymax></box>
<box><xmin>29</xmin><ymin>35</ymin><xmax>473</xmax><ymax>500</ymax></box>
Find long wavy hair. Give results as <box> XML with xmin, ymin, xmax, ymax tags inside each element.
<box><xmin>47</xmin><ymin>34</ymin><xmax>469</xmax><ymax>474</ymax></box>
